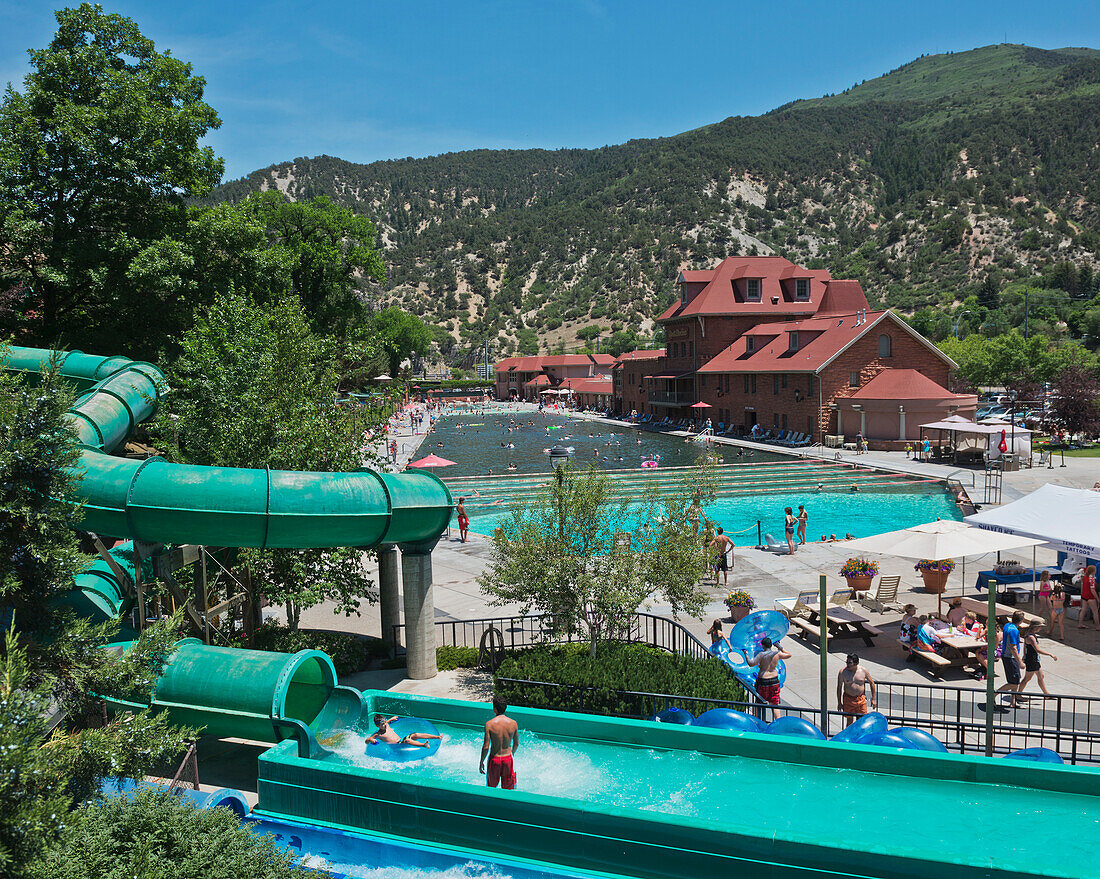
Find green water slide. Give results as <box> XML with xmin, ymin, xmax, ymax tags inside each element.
<box><xmin>3</xmin><ymin>345</ymin><xmax>453</xmax><ymax>623</ymax></box>
<box><xmin>107</xmin><ymin>639</ymin><xmax>364</xmax><ymax>754</ymax></box>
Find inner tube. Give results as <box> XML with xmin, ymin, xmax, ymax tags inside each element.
<box><xmin>766</xmin><ymin>716</ymin><xmax>827</xmax><ymax>740</ymax></box>
<box><xmin>729</xmin><ymin>611</ymin><xmax>790</xmax><ymax>655</ymax></box>
<box><xmin>693</xmin><ymin>708</ymin><xmax>765</xmax><ymax>733</ymax></box>
<box><xmin>652</xmin><ymin>706</ymin><xmax>694</xmax><ymax>725</ymax></box>
<box><xmin>365</xmin><ymin>717</ymin><xmax>441</xmax><ymax>762</ymax></box>
<box><xmin>1004</xmin><ymin>747</ymin><xmax>1064</xmax><ymax>764</ymax></box>
<box><xmin>831</xmin><ymin>712</ymin><xmax>888</xmax><ymax>745</ymax></box>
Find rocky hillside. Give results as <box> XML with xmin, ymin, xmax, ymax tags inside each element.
<box><xmin>208</xmin><ymin>44</ymin><xmax>1100</xmax><ymax>356</ymax></box>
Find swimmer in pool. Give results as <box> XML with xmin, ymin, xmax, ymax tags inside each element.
<box><xmin>367</xmin><ymin>714</ymin><xmax>442</xmax><ymax>748</ymax></box>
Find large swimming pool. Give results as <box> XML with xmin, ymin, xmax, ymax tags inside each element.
<box><xmin>430</xmin><ymin>410</ymin><xmax>962</xmax><ymax>541</ymax></box>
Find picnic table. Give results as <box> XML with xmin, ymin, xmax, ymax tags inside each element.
<box><xmin>792</xmin><ymin>606</ymin><xmax>882</xmax><ymax>647</ymax></box>
<box><xmin>938</xmin><ymin>632</ymin><xmax>987</xmax><ymax>668</ymax></box>
<box><xmin>958</xmin><ymin>596</ymin><xmax>1043</xmax><ymax>629</ymax></box>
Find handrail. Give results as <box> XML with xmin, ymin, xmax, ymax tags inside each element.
<box><xmin>944</xmin><ymin>469</ymin><xmax>977</xmax><ymax>488</ymax></box>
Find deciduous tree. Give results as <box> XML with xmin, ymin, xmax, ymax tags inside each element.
<box><xmin>478</xmin><ymin>464</ymin><xmax>712</xmax><ymax>654</ymax></box>
<box><xmin>0</xmin><ymin>3</ymin><xmax>222</xmax><ymax>356</ymax></box>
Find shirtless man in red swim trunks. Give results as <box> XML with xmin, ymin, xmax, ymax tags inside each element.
<box><xmin>480</xmin><ymin>695</ymin><xmax>519</xmax><ymax>790</ymax></box>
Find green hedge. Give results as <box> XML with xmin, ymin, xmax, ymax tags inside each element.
<box><xmin>248</xmin><ymin>622</ymin><xmax>385</xmax><ymax>675</ymax></box>
<box><xmin>382</xmin><ymin>645</ymin><xmax>482</xmax><ymax>671</ymax></box>
<box><xmin>494</xmin><ymin>642</ymin><xmax>744</xmax><ymax>718</ymax></box>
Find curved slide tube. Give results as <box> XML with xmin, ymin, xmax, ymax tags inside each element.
<box><xmin>3</xmin><ymin>346</ymin><xmax>454</xmax><ymax>623</ymax></box>
<box><xmin>101</xmin><ymin>777</ymin><xmax>250</xmax><ymax>818</ymax></box>
<box><xmin>106</xmin><ymin>638</ymin><xmax>365</xmax><ymax>756</ymax></box>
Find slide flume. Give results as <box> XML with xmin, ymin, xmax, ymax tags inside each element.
<box><xmin>4</xmin><ymin>346</ymin><xmax>453</xmax><ymax>623</ymax></box>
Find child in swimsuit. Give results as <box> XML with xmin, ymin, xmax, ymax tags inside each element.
<box><xmin>1049</xmin><ymin>584</ymin><xmax>1066</xmax><ymax>640</ymax></box>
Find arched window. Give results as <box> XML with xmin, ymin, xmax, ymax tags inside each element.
<box><xmin>878</xmin><ymin>334</ymin><xmax>892</xmax><ymax>358</ymax></box>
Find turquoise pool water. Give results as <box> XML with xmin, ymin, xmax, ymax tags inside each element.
<box><xmin>432</xmin><ymin>410</ymin><xmax>962</xmax><ymax>540</ymax></box>
<box><xmin>459</xmin><ymin>484</ymin><xmax>961</xmax><ymax>543</ymax></box>
<box><xmin>319</xmin><ymin>723</ymin><xmax>1092</xmax><ymax>866</ymax></box>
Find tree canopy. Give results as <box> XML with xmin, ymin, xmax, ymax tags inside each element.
<box><xmin>478</xmin><ymin>463</ymin><xmax>713</xmax><ymax>652</ymax></box>
<box><xmin>0</xmin><ymin>3</ymin><xmax>222</xmax><ymax>356</ymax></box>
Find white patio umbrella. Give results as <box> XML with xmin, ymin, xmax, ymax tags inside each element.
<box><xmin>844</xmin><ymin>520</ymin><xmax>1046</xmax><ymax>613</ymax></box>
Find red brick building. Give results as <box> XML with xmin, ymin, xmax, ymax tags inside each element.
<box><xmin>494</xmin><ymin>354</ymin><xmax>615</xmax><ymax>402</ymax></box>
<box><xmin>617</xmin><ymin>257</ymin><xmax>972</xmax><ymax>447</ymax></box>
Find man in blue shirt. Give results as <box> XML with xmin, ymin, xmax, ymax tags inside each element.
<box><xmin>997</xmin><ymin>612</ymin><xmax>1025</xmax><ymax>707</ymax></box>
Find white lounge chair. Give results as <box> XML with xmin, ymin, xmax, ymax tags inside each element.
<box><xmin>857</xmin><ymin>575</ymin><xmax>903</xmax><ymax>613</ymax></box>
<box><xmin>775</xmin><ymin>589</ymin><xmax>819</xmax><ymax>619</ymax></box>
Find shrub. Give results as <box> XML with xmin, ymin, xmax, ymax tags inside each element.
<box><xmin>436</xmin><ymin>645</ymin><xmax>480</xmax><ymax>671</ymax></box>
<box><xmin>495</xmin><ymin>642</ymin><xmax>744</xmax><ymax>718</ymax></box>
<box><xmin>248</xmin><ymin>622</ymin><xmax>373</xmax><ymax>675</ymax></box>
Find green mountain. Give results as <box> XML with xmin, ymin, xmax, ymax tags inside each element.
<box><xmin>209</xmin><ymin>44</ymin><xmax>1100</xmax><ymax>357</ymax></box>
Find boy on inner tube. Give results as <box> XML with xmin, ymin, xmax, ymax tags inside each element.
<box><xmin>367</xmin><ymin>714</ymin><xmax>443</xmax><ymax>748</ymax></box>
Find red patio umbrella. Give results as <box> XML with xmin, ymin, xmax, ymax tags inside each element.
<box><xmin>409</xmin><ymin>454</ymin><xmax>457</xmax><ymax>468</ymax></box>
<box><xmin>690</xmin><ymin>401</ymin><xmax>712</xmax><ymax>408</ymax></box>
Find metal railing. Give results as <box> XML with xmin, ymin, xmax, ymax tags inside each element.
<box><xmin>392</xmin><ymin>611</ymin><xmax>714</xmax><ymax>664</ymax></box>
<box><xmin>648</xmin><ymin>391</ymin><xmax>695</xmax><ymax>406</ymax></box>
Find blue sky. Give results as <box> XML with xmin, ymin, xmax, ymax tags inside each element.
<box><xmin>2</xmin><ymin>1</ymin><xmax>1099</xmax><ymax>181</ymax></box>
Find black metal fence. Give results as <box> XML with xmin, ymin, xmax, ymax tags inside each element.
<box><xmin>392</xmin><ymin>611</ymin><xmax>714</xmax><ymax>664</ymax></box>
<box><xmin>393</xmin><ymin>611</ymin><xmax>1100</xmax><ymax>764</ymax></box>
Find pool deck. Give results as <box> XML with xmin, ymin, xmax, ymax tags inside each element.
<box><xmin>307</xmin><ymin>402</ymin><xmax>1100</xmax><ymax>705</ymax></box>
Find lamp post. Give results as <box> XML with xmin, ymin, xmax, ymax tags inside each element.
<box><xmin>953</xmin><ymin>309</ymin><xmax>973</xmax><ymax>339</ymax></box>
<box><xmin>548</xmin><ymin>445</ymin><xmax>572</xmax><ymax>541</ymax></box>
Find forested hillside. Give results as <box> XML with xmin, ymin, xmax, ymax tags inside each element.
<box><xmin>208</xmin><ymin>44</ymin><xmax>1100</xmax><ymax>359</ymax></box>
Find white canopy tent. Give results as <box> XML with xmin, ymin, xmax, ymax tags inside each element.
<box><xmin>966</xmin><ymin>484</ymin><xmax>1100</xmax><ymax>560</ymax></box>
<box><xmin>918</xmin><ymin>417</ymin><xmax>1031</xmax><ymax>462</ymax></box>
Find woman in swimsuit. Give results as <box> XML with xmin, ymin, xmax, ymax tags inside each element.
<box><xmin>1049</xmin><ymin>583</ymin><xmax>1066</xmax><ymax>639</ymax></box>
<box><xmin>707</xmin><ymin>620</ymin><xmax>732</xmax><ymax>652</ymax></box>
<box><xmin>1017</xmin><ymin>624</ymin><xmax>1057</xmax><ymax>703</ymax></box>
<box><xmin>456</xmin><ymin>498</ymin><xmax>469</xmax><ymax>543</ymax></box>
<box><xmin>1038</xmin><ymin>571</ymin><xmax>1053</xmax><ymax>622</ymax></box>
<box><xmin>783</xmin><ymin>507</ymin><xmax>796</xmax><ymax>555</ymax></box>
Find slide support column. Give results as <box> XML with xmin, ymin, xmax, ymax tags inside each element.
<box><xmin>378</xmin><ymin>545</ymin><xmax>402</xmax><ymax>650</ymax></box>
<box><xmin>400</xmin><ymin>542</ymin><xmax>438</xmax><ymax>680</ymax></box>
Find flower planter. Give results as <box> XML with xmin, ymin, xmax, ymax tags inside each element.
<box><xmin>844</xmin><ymin>575</ymin><xmax>873</xmax><ymax>594</ymax></box>
<box><xmin>920</xmin><ymin>569</ymin><xmax>950</xmax><ymax>594</ymax></box>
<box><xmin>728</xmin><ymin>605</ymin><xmax>751</xmax><ymax>624</ymax></box>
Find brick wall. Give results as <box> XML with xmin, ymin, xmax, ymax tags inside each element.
<box><xmin>818</xmin><ymin>326</ymin><xmax>951</xmax><ymax>440</ymax></box>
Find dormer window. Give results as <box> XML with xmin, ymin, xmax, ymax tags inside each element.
<box><xmin>745</xmin><ymin>279</ymin><xmax>762</xmax><ymax>301</ymax></box>
<box><xmin>795</xmin><ymin>278</ymin><xmax>810</xmax><ymax>301</ymax></box>
<box><xmin>788</xmin><ymin>331</ymin><xmax>799</xmax><ymax>351</ymax></box>
<box><xmin>746</xmin><ymin>336</ymin><xmax>756</xmax><ymax>353</ymax></box>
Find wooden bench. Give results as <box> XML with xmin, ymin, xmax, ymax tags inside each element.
<box><xmin>790</xmin><ymin>617</ymin><xmax>820</xmax><ymax>640</ymax></box>
<box><xmin>911</xmin><ymin>648</ymin><xmax>952</xmax><ymax>668</ymax></box>
<box><xmin>792</xmin><ymin>616</ymin><xmax>881</xmax><ymax>642</ymax></box>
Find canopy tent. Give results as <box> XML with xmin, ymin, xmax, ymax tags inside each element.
<box><xmin>918</xmin><ymin>417</ymin><xmax>1031</xmax><ymax>463</ymax></box>
<box><xmin>844</xmin><ymin>520</ymin><xmax>1046</xmax><ymax>612</ymax></box>
<box><xmin>966</xmin><ymin>484</ymin><xmax>1100</xmax><ymax>560</ymax></box>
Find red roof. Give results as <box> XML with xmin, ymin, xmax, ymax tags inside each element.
<box><xmin>615</xmin><ymin>348</ymin><xmax>664</xmax><ymax>361</ymax></box>
<box><xmin>570</xmin><ymin>377</ymin><xmax>613</xmax><ymax>394</ymax></box>
<box><xmin>698</xmin><ymin>311</ymin><xmax>890</xmax><ymax>374</ymax></box>
<box><xmin>848</xmin><ymin>369</ymin><xmax>969</xmax><ymax>401</ymax></box>
<box><xmin>525</xmin><ymin>374</ymin><xmax>552</xmax><ymax>387</ymax></box>
<box><xmin>659</xmin><ymin>257</ymin><xmax>839</xmax><ymax>321</ymax></box>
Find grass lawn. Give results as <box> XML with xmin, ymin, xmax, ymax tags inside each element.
<box><xmin>1061</xmin><ymin>447</ymin><xmax>1100</xmax><ymax>457</ymax></box>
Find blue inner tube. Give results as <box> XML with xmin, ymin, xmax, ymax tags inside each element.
<box><xmin>831</xmin><ymin>711</ymin><xmax>888</xmax><ymax>745</ymax></box>
<box><xmin>693</xmin><ymin>708</ymin><xmax>765</xmax><ymax>733</ymax></box>
<box><xmin>710</xmin><ymin>641</ymin><xmax>787</xmax><ymax>686</ymax></box>
<box><xmin>1004</xmin><ymin>747</ymin><xmax>1065</xmax><ymax>764</ymax></box>
<box><xmin>728</xmin><ymin>610</ymin><xmax>790</xmax><ymax>654</ymax></box>
<box><xmin>365</xmin><ymin>717</ymin><xmax>441</xmax><ymax>762</ymax></box>
<box><xmin>766</xmin><ymin>716</ymin><xmax>826</xmax><ymax>740</ymax></box>
<box><xmin>652</xmin><ymin>706</ymin><xmax>695</xmax><ymax>725</ymax></box>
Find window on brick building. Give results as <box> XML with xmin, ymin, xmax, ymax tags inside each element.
<box><xmin>788</xmin><ymin>331</ymin><xmax>799</xmax><ymax>351</ymax></box>
<box><xmin>688</xmin><ymin>341</ymin><xmax>694</xmax><ymax>357</ymax></box>
<box><xmin>878</xmin><ymin>334</ymin><xmax>892</xmax><ymax>358</ymax></box>
<box><xmin>746</xmin><ymin>279</ymin><xmax>762</xmax><ymax>301</ymax></box>
<box><xmin>849</xmin><ymin>372</ymin><xmax>860</xmax><ymax>388</ymax></box>
<box><xmin>808</xmin><ymin>375</ymin><xmax>815</xmax><ymax>395</ymax></box>
<box><xmin>781</xmin><ymin>374</ymin><xmax>787</xmax><ymax>389</ymax></box>
<box><xmin>752</xmin><ymin>375</ymin><xmax>757</xmax><ymax>394</ymax></box>
<box><xmin>782</xmin><ymin>414</ymin><xmax>788</xmax><ymax>429</ymax></box>
<box><xmin>700</xmin><ymin>375</ymin><xmax>706</xmax><ymax>387</ymax></box>
<box><xmin>795</xmin><ymin>278</ymin><xmax>810</xmax><ymax>300</ymax></box>
<box><xmin>773</xmin><ymin>375</ymin><xmax>779</xmax><ymax>395</ymax></box>
<box><xmin>744</xmin><ymin>374</ymin><xmax>750</xmax><ymax>393</ymax></box>
<box><xmin>808</xmin><ymin>415</ymin><xmax>816</xmax><ymax>436</ymax></box>
<box><xmin>746</xmin><ymin>336</ymin><xmax>755</xmax><ymax>353</ymax></box>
